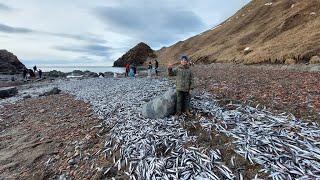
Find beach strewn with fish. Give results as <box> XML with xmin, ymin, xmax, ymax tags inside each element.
<box><xmin>1</xmin><ymin>0</ymin><xmax>320</xmax><ymax>179</ymax></box>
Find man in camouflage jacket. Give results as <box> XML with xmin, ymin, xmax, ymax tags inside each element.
<box><xmin>174</xmin><ymin>55</ymin><xmax>193</xmax><ymax>116</ymax></box>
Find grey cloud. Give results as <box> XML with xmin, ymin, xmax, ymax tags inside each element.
<box><xmin>48</xmin><ymin>33</ymin><xmax>107</xmax><ymax>44</ymax></box>
<box><xmin>54</xmin><ymin>44</ymin><xmax>112</xmax><ymax>57</ymax></box>
<box><xmin>0</xmin><ymin>23</ymin><xmax>105</xmax><ymax>44</ymax></box>
<box><xmin>23</xmin><ymin>56</ymin><xmax>98</xmax><ymax>65</ymax></box>
<box><xmin>0</xmin><ymin>23</ymin><xmax>34</xmax><ymax>33</ymax></box>
<box><xmin>94</xmin><ymin>5</ymin><xmax>205</xmax><ymax>47</ymax></box>
<box><xmin>0</xmin><ymin>3</ymin><xmax>13</xmax><ymax>12</ymax></box>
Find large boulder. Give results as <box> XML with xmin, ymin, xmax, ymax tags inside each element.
<box><xmin>142</xmin><ymin>89</ymin><xmax>176</xmax><ymax>119</ymax></box>
<box><xmin>113</xmin><ymin>42</ymin><xmax>156</xmax><ymax>67</ymax></box>
<box><xmin>0</xmin><ymin>49</ymin><xmax>26</xmax><ymax>74</ymax></box>
<box><xmin>0</xmin><ymin>87</ymin><xmax>18</xmax><ymax>99</ymax></box>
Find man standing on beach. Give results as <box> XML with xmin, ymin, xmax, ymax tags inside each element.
<box><xmin>154</xmin><ymin>59</ymin><xmax>159</xmax><ymax>76</ymax></box>
<box><xmin>174</xmin><ymin>55</ymin><xmax>193</xmax><ymax>116</ymax></box>
<box><xmin>38</xmin><ymin>69</ymin><xmax>42</xmax><ymax>79</ymax></box>
<box><xmin>33</xmin><ymin>65</ymin><xmax>37</xmax><ymax>73</ymax></box>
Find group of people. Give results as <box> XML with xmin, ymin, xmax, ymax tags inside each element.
<box><xmin>22</xmin><ymin>65</ymin><xmax>43</xmax><ymax>80</ymax></box>
<box><xmin>125</xmin><ymin>63</ymin><xmax>137</xmax><ymax>78</ymax></box>
<box><xmin>147</xmin><ymin>59</ymin><xmax>159</xmax><ymax>77</ymax></box>
<box><xmin>124</xmin><ymin>59</ymin><xmax>159</xmax><ymax>78</ymax></box>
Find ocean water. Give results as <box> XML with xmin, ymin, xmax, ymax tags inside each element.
<box><xmin>38</xmin><ymin>66</ymin><xmax>125</xmax><ymax>73</ymax></box>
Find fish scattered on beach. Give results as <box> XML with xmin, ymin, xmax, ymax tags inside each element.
<box><xmin>59</xmin><ymin>78</ymin><xmax>320</xmax><ymax>179</ymax></box>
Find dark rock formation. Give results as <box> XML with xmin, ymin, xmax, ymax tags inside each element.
<box><xmin>0</xmin><ymin>49</ymin><xmax>26</xmax><ymax>74</ymax></box>
<box><xmin>40</xmin><ymin>87</ymin><xmax>61</xmax><ymax>97</ymax></box>
<box><xmin>113</xmin><ymin>42</ymin><xmax>156</xmax><ymax>67</ymax></box>
<box><xmin>0</xmin><ymin>87</ymin><xmax>18</xmax><ymax>99</ymax></box>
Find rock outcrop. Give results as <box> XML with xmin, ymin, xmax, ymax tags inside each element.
<box><xmin>0</xmin><ymin>49</ymin><xmax>26</xmax><ymax>74</ymax></box>
<box><xmin>142</xmin><ymin>88</ymin><xmax>176</xmax><ymax>119</ymax></box>
<box><xmin>113</xmin><ymin>42</ymin><xmax>156</xmax><ymax>67</ymax></box>
<box><xmin>0</xmin><ymin>87</ymin><xmax>18</xmax><ymax>99</ymax></box>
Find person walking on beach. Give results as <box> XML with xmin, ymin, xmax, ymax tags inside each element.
<box><xmin>38</xmin><ymin>69</ymin><xmax>42</xmax><ymax>79</ymax></box>
<box><xmin>129</xmin><ymin>64</ymin><xmax>136</xmax><ymax>78</ymax></box>
<box><xmin>22</xmin><ymin>69</ymin><xmax>27</xmax><ymax>80</ymax></box>
<box><xmin>154</xmin><ymin>59</ymin><xmax>159</xmax><ymax>76</ymax></box>
<box><xmin>33</xmin><ymin>65</ymin><xmax>37</xmax><ymax>72</ymax></box>
<box><xmin>132</xmin><ymin>63</ymin><xmax>137</xmax><ymax>75</ymax></box>
<box><xmin>174</xmin><ymin>55</ymin><xmax>193</xmax><ymax>116</ymax></box>
<box><xmin>147</xmin><ymin>61</ymin><xmax>152</xmax><ymax>77</ymax></box>
<box><xmin>125</xmin><ymin>63</ymin><xmax>130</xmax><ymax>77</ymax></box>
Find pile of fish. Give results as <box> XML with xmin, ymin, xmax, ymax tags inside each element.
<box><xmin>59</xmin><ymin>77</ymin><xmax>320</xmax><ymax>179</ymax></box>
<box><xmin>59</xmin><ymin>78</ymin><xmax>236</xmax><ymax>179</ymax></box>
<box><xmin>192</xmin><ymin>92</ymin><xmax>320</xmax><ymax>179</ymax></box>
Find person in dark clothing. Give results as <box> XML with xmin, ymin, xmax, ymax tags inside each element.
<box><xmin>38</xmin><ymin>69</ymin><xmax>43</xmax><ymax>79</ymax></box>
<box><xmin>23</xmin><ymin>69</ymin><xmax>27</xmax><ymax>80</ymax></box>
<box><xmin>154</xmin><ymin>59</ymin><xmax>159</xmax><ymax>76</ymax></box>
<box><xmin>33</xmin><ymin>65</ymin><xmax>37</xmax><ymax>72</ymax></box>
<box><xmin>132</xmin><ymin>63</ymin><xmax>137</xmax><ymax>75</ymax></box>
<box><xmin>125</xmin><ymin>64</ymin><xmax>130</xmax><ymax>77</ymax></box>
<box><xmin>147</xmin><ymin>61</ymin><xmax>152</xmax><ymax>77</ymax></box>
<box><xmin>173</xmin><ymin>55</ymin><xmax>193</xmax><ymax>116</ymax></box>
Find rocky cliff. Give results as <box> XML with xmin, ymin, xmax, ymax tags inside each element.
<box><xmin>113</xmin><ymin>42</ymin><xmax>156</xmax><ymax>67</ymax></box>
<box><xmin>0</xmin><ymin>49</ymin><xmax>26</xmax><ymax>74</ymax></box>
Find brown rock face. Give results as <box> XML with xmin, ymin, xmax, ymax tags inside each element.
<box><xmin>156</xmin><ymin>0</ymin><xmax>320</xmax><ymax>65</ymax></box>
<box><xmin>0</xmin><ymin>49</ymin><xmax>26</xmax><ymax>74</ymax></box>
<box><xmin>113</xmin><ymin>42</ymin><xmax>156</xmax><ymax>67</ymax></box>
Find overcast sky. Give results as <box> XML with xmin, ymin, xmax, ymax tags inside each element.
<box><xmin>0</xmin><ymin>0</ymin><xmax>250</xmax><ymax>66</ymax></box>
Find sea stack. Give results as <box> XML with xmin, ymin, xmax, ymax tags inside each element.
<box><xmin>113</xmin><ymin>42</ymin><xmax>156</xmax><ymax>67</ymax></box>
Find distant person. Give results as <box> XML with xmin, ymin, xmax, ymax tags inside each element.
<box><xmin>33</xmin><ymin>65</ymin><xmax>37</xmax><ymax>72</ymax></box>
<box><xmin>23</xmin><ymin>69</ymin><xmax>27</xmax><ymax>80</ymax></box>
<box><xmin>147</xmin><ymin>61</ymin><xmax>152</xmax><ymax>77</ymax></box>
<box><xmin>38</xmin><ymin>69</ymin><xmax>42</xmax><ymax>79</ymax></box>
<box><xmin>128</xmin><ymin>67</ymin><xmax>135</xmax><ymax>79</ymax></box>
<box><xmin>167</xmin><ymin>64</ymin><xmax>174</xmax><ymax>76</ymax></box>
<box><xmin>173</xmin><ymin>55</ymin><xmax>193</xmax><ymax>117</ymax></box>
<box><xmin>154</xmin><ymin>59</ymin><xmax>159</xmax><ymax>76</ymax></box>
<box><xmin>28</xmin><ymin>69</ymin><xmax>36</xmax><ymax>79</ymax></box>
<box><xmin>130</xmin><ymin>63</ymin><xmax>137</xmax><ymax>76</ymax></box>
<box><xmin>125</xmin><ymin>63</ymin><xmax>130</xmax><ymax>77</ymax></box>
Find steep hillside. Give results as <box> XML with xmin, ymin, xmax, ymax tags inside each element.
<box><xmin>0</xmin><ymin>49</ymin><xmax>26</xmax><ymax>74</ymax></box>
<box><xmin>113</xmin><ymin>42</ymin><xmax>156</xmax><ymax>67</ymax></box>
<box><xmin>156</xmin><ymin>0</ymin><xmax>320</xmax><ymax>65</ymax></box>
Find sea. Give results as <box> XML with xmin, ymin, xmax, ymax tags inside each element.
<box><xmin>37</xmin><ymin>66</ymin><xmax>125</xmax><ymax>73</ymax></box>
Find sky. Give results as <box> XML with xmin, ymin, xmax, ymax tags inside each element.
<box><xmin>0</xmin><ymin>0</ymin><xmax>250</xmax><ymax>67</ymax></box>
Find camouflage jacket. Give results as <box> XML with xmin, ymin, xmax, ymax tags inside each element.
<box><xmin>173</xmin><ymin>65</ymin><xmax>193</xmax><ymax>92</ymax></box>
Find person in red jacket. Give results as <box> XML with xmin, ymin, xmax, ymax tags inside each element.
<box><xmin>125</xmin><ymin>63</ymin><xmax>130</xmax><ymax>77</ymax></box>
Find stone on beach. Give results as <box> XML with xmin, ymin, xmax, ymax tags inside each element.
<box><xmin>40</xmin><ymin>87</ymin><xmax>61</xmax><ymax>97</ymax></box>
<box><xmin>142</xmin><ymin>88</ymin><xmax>176</xmax><ymax>119</ymax></box>
<box><xmin>0</xmin><ymin>87</ymin><xmax>18</xmax><ymax>99</ymax></box>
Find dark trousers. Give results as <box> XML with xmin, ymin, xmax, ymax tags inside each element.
<box><xmin>176</xmin><ymin>91</ymin><xmax>190</xmax><ymax>113</ymax></box>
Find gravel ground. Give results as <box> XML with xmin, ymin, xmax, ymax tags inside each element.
<box><xmin>0</xmin><ymin>94</ymin><xmax>106</xmax><ymax>179</ymax></box>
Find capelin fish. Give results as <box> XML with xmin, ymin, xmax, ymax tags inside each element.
<box><xmin>59</xmin><ymin>78</ymin><xmax>320</xmax><ymax>179</ymax></box>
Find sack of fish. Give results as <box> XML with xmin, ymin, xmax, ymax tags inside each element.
<box><xmin>59</xmin><ymin>78</ymin><xmax>320</xmax><ymax>179</ymax></box>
